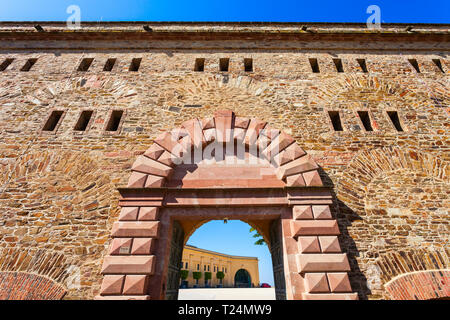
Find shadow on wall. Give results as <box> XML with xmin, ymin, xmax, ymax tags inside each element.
<box><xmin>318</xmin><ymin>167</ymin><xmax>371</xmax><ymax>300</ymax></box>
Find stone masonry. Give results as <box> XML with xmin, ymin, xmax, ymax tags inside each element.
<box><xmin>0</xmin><ymin>22</ymin><xmax>448</xmax><ymax>300</ymax></box>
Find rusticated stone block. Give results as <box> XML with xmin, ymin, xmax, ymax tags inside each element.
<box><xmin>327</xmin><ymin>273</ymin><xmax>352</xmax><ymax>292</ymax></box>
<box><xmin>296</xmin><ymin>253</ymin><xmax>351</xmax><ymax>272</ymax></box>
<box><xmin>131</xmin><ymin>238</ymin><xmax>155</xmax><ymax>255</ymax></box>
<box><xmin>101</xmin><ymin>256</ymin><xmax>155</xmax><ymax>274</ymax></box>
<box><xmin>275</xmin><ymin>155</ymin><xmax>318</xmax><ymax>180</ymax></box>
<box><xmin>123</xmin><ymin>275</ymin><xmax>148</xmax><ymax>295</ymax></box>
<box><xmin>304</xmin><ymin>273</ymin><xmax>330</xmax><ymax>293</ymax></box>
<box><xmin>293</xmin><ymin>206</ymin><xmax>313</xmax><ymax>220</ymax></box>
<box><xmin>291</xmin><ymin>220</ymin><xmax>340</xmax><ymax>236</ymax></box>
<box><xmin>100</xmin><ymin>275</ymin><xmax>125</xmax><ymax>295</ymax></box>
<box><xmin>111</xmin><ymin>221</ymin><xmax>160</xmax><ymax>238</ymax></box>
<box><xmin>118</xmin><ymin>207</ymin><xmax>139</xmax><ymax>221</ymax></box>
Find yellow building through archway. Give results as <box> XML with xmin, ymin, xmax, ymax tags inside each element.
<box><xmin>180</xmin><ymin>245</ymin><xmax>260</xmax><ymax>288</ymax></box>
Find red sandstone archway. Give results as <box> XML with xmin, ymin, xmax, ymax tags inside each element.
<box><xmin>96</xmin><ymin>110</ymin><xmax>358</xmax><ymax>300</ymax></box>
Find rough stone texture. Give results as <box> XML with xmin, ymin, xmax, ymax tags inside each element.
<box><xmin>0</xmin><ymin>22</ymin><xmax>448</xmax><ymax>300</ymax></box>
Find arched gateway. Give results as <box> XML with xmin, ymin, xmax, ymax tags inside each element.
<box><xmin>96</xmin><ymin>110</ymin><xmax>358</xmax><ymax>300</ymax></box>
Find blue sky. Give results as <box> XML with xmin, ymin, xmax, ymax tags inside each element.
<box><xmin>187</xmin><ymin>220</ymin><xmax>274</xmax><ymax>285</ymax></box>
<box><xmin>0</xmin><ymin>0</ymin><xmax>449</xmax><ymax>23</ymax></box>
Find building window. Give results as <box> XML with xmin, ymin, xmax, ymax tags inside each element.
<box><xmin>197</xmin><ymin>264</ymin><xmax>200</xmax><ymax>271</ymax></box>
<box><xmin>42</xmin><ymin>111</ymin><xmax>64</xmax><ymax>132</ymax></box>
<box><xmin>204</xmin><ymin>265</ymin><xmax>206</xmax><ymax>271</ymax></box>
<box><xmin>181</xmin><ymin>261</ymin><xmax>184</xmax><ymax>269</ymax></box>
<box><xmin>208</xmin><ymin>265</ymin><xmax>210</xmax><ymax>271</ymax></box>
<box><xmin>105</xmin><ymin>110</ymin><xmax>124</xmax><ymax>132</ymax></box>
<box><xmin>77</xmin><ymin>58</ymin><xmax>94</xmax><ymax>72</ymax></box>
<box><xmin>194</xmin><ymin>58</ymin><xmax>205</xmax><ymax>72</ymax></box>
<box><xmin>185</xmin><ymin>262</ymin><xmax>188</xmax><ymax>269</ymax></box>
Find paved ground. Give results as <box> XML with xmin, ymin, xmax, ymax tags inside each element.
<box><xmin>178</xmin><ymin>288</ymin><xmax>276</xmax><ymax>300</ymax></box>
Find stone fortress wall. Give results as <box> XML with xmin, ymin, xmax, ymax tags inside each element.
<box><xmin>0</xmin><ymin>22</ymin><xmax>448</xmax><ymax>299</ymax></box>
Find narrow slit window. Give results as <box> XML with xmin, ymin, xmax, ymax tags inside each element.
<box><xmin>244</xmin><ymin>58</ymin><xmax>253</xmax><ymax>72</ymax></box>
<box><xmin>0</xmin><ymin>58</ymin><xmax>14</xmax><ymax>71</ymax></box>
<box><xmin>103</xmin><ymin>58</ymin><xmax>116</xmax><ymax>72</ymax></box>
<box><xmin>78</xmin><ymin>58</ymin><xmax>94</xmax><ymax>72</ymax></box>
<box><xmin>105</xmin><ymin>110</ymin><xmax>124</xmax><ymax>132</ymax></box>
<box><xmin>408</xmin><ymin>59</ymin><xmax>420</xmax><ymax>73</ymax></box>
<box><xmin>432</xmin><ymin>59</ymin><xmax>444</xmax><ymax>73</ymax></box>
<box><xmin>74</xmin><ymin>110</ymin><xmax>93</xmax><ymax>131</ymax></box>
<box><xmin>219</xmin><ymin>58</ymin><xmax>229</xmax><ymax>72</ymax></box>
<box><xmin>357</xmin><ymin>111</ymin><xmax>373</xmax><ymax>131</ymax></box>
<box><xmin>43</xmin><ymin>111</ymin><xmax>64</xmax><ymax>132</ymax></box>
<box><xmin>129</xmin><ymin>58</ymin><xmax>141</xmax><ymax>72</ymax></box>
<box><xmin>357</xmin><ymin>59</ymin><xmax>368</xmax><ymax>73</ymax></box>
<box><xmin>387</xmin><ymin>111</ymin><xmax>403</xmax><ymax>132</ymax></box>
<box><xmin>309</xmin><ymin>58</ymin><xmax>320</xmax><ymax>73</ymax></box>
<box><xmin>333</xmin><ymin>58</ymin><xmax>344</xmax><ymax>73</ymax></box>
<box><xmin>194</xmin><ymin>58</ymin><xmax>205</xmax><ymax>72</ymax></box>
<box><xmin>328</xmin><ymin>111</ymin><xmax>343</xmax><ymax>131</ymax></box>
<box><xmin>20</xmin><ymin>58</ymin><xmax>37</xmax><ymax>72</ymax></box>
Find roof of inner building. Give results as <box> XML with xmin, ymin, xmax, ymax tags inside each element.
<box><xmin>184</xmin><ymin>245</ymin><xmax>258</xmax><ymax>261</ymax></box>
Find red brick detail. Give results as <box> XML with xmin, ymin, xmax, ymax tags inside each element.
<box><xmin>111</xmin><ymin>221</ymin><xmax>160</xmax><ymax>238</ymax></box>
<box><xmin>304</xmin><ymin>273</ymin><xmax>330</xmax><ymax>293</ymax></box>
<box><xmin>327</xmin><ymin>273</ymin><xmax>352</xmax><ymax>292</ymax></box>
<box><xmin>0</xmin><ymin>272</ymin><xmax>66</xmax><ymax>300</ymax></box>
<box><xmin>123</xmin><ymin>275</ymin><xmax>148</xmax><ymax>295</ymax></box>
<box><xmin>385</xmin><ymin>270</ymin><xmax>450</xmax><ymax>300</ymax></box>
